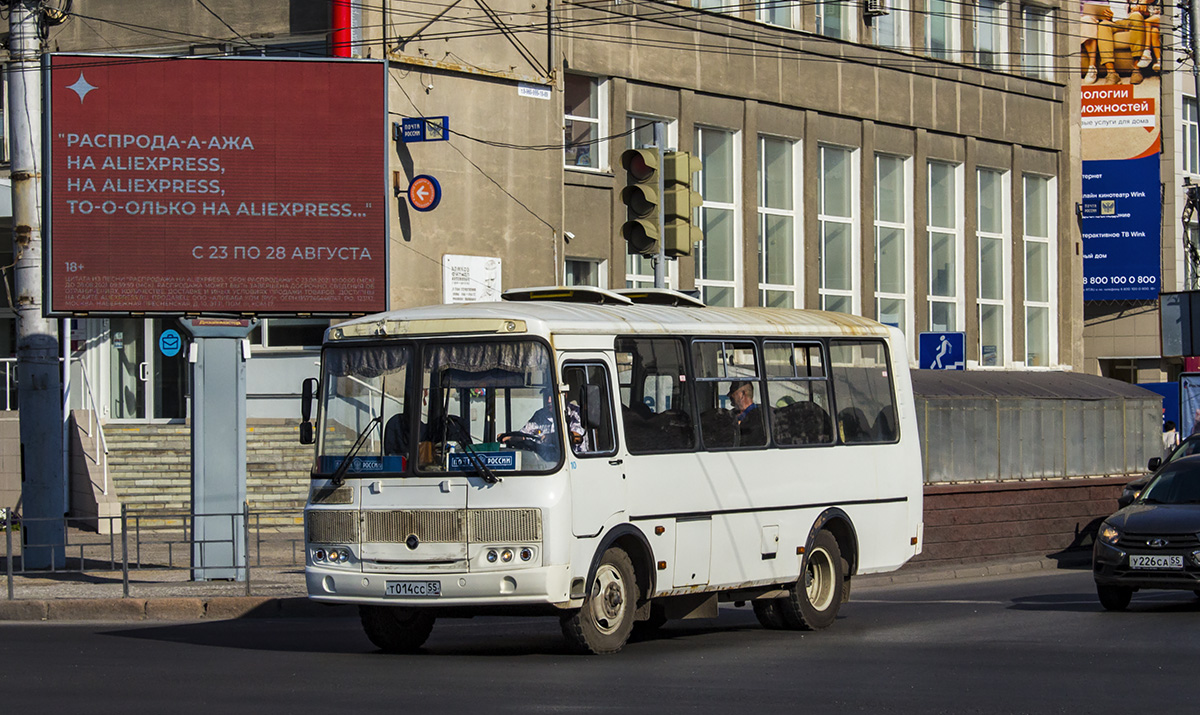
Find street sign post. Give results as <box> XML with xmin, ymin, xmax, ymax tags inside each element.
<box><xmin>918</xmin><ymin>331</ymin><xmax>966</xmax><ymax>370</ymax></box>
<box><xmin>395</xmin><ymin>116</ymin><xmax>449</xmax><ymax>143</ymax></box>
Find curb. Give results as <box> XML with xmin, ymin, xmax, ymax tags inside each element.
<box><xmin>0</xmin><ymin>596</ymin><xmax>356</xmax><ymax>623</ymax></box>
<box><xmin>0</xmin><ymin>555</ymin><xmax>1094</xmax><ymax>623</ymax></box>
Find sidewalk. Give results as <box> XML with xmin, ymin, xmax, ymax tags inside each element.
<box><xmin>0</xmin><ymin>548</ymin><xmax>1094</xmax><ymax>623</ymax></box>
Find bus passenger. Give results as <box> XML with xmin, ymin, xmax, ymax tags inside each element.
<box><xmin>728</xmin><ymin>380</ymin><xmax>766</xmax><ymax>446</ymax></box>
<box><xmin>500</xmin><ymin>390</ymin><xmax>588</xmax><ymax>455</ymax></box>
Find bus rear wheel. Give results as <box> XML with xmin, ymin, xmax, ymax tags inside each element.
<box><xmin>781</xmin><ymin>530</ymin><xmax>844</xmax><ymax>630</ymax></box>
<box><xmin>359</xmin><ymin>605</ymin><xmax>435</xmax><ymax>653</ymax></box>
<box><xmin>561</xmin><ymin>547</ymin><xmax>638</xmax><ymax>654</ymax></box>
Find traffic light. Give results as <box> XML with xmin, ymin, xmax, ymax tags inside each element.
<box><xmin>661</xmin><ymin>151</ymin><xmax>703</xmax><ymax>257</ymax></box>
<box><xmin>620</xmin><ymin>148</ymin><xmax>660</xmax><ymax>255</ymax></box>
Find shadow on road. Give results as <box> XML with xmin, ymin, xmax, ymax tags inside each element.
<box><xmin>1009</xmin><ymin>590</ymin><xmax>1200</xmax><ymax>613</ymax></box>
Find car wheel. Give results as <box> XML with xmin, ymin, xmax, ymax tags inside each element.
<box><xmin>561</xmin><ymin>547</ymin><xmax>638</xmax><ymax>654</ymax></box>
<box><xmin>359</xmin><ymin>605</ymin><xmax>435</xmax><ymax>653</ymax></box>
<box><xmin>780</xmin><ymin>530</ymin><xmax>844</xmax><ymax>630</ymax></box>
<box><xmin>752</xmin><ymin>599</ymin><xmax>788</xmax><ymax>629</ymax></box>
<box><xmin>1096</xmin><ymin>584</ymin><xmax>1133</xmax><ymax>611</ymax></box>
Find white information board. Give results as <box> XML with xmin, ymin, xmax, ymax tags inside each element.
<box><xmin>442</xmin><ymin>254</ymin><xmax>502</xmax><ymax>304</ymax></box>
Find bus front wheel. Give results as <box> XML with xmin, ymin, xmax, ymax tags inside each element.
<box><xmin>561</xmin><ymin>547</ymin><xmax>638</xmax><ymax>654</ymax></box>
<box><xmin>359</xmin><ymin>605</ymin><xmax>435</xmax><ymax>653</ymax></box>
<box><xmin>781</xmin><ymin>530</ymin><xmax>844</xmax><ymax>630</ymax></box>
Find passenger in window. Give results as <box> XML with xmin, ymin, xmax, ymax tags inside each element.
<box><xmin>728</xmin><ymin>380</ymin><xmax>766</xmax><ymax>446</ymax></box>
<box><xmin>500</xmin><ymin>389</ymin><xmax>586</xmax><ymax>455</ymax></box>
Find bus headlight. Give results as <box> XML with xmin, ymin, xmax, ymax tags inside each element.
<box><xmin>487</xmin><ymin>550</ymin><xmax>498</xmax><ymax>563</ymax></box>
<box><xmin>520</xmin><ymin>548</ymin><xmax>533</xmax><ymax>561</ymax></box>
<box><xmin>501</xmin><ymin>549</ymin><xmax>514</xmax><ymax>563</ymax></box>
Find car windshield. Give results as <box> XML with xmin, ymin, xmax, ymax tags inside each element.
<box><xmin>316</xmin><ymin>339</ymin><xmax>561</xmax><ymax>476</ymax></box>
<box><xmin>1165</xmin><ymin>437</ymin><xmax>1200</xmax><ymax>465</ymax></box>
<box><xmin>1139</xmin><ymin>461</ymin><xmax>1200</xmax><ymax>504</ymax></box>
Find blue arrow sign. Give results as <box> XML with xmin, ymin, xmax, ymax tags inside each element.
<box><xmin>918</xmin><ymin>332</ymin><xmax>965</xmax><ymax>370</ymax></box>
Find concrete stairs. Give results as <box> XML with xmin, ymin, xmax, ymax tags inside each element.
<box><xmin>101</xmin><ymin>420</ymin><xmax>311</xmax><ymax>528</ymax></box>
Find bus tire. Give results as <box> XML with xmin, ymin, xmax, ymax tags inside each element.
<box><xmin>781</xmin><ymin>530</ymin><xmax>844</xmax><ymax>630</ymax></box>
<box><xmin>752</xmin><ymin>599</ymin><xmax>788</xmax><ymax>630</ymax></box>
<box><xmin>359</xmin><ymin>605</ymin><xmax>435</xmax><ymax>653</ymax></box>
<box><xmin>561</xmin><ymin>547</ymin><xmax>638</xmax><ymax>654</ymax></box>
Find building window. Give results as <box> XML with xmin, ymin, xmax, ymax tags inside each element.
<box><xmin>626</xmin><ymin>115</ymin><xmax>675</xmax><ymax>288</ymax></box>
<box><xmin>872</xmin><ymin>0</ymin><xmax>908</xmax><ymax>48</ymax></box>
<box><xmin>1185</xmin><ymin>97</ymin><xmax>1199</xmax><ymax>176</ymax></box>
<box><xmin>817</xmin><ymin>0</ymin><xmax>853</xmax><ymax>40</ymax></box>
<box><xmin>564</xmin><ymin>74</ymin><xmax>605</xmax><ymax>170</ymax></box>
<box><xmin>975</xmin><ymin>0</ymin><xmax>1007</xmax><ymax>70</ymax></box>
<box><xmin>977</xmin><ymin>168</ymin><xmax>1010</xmax><ymax>367</ymax></box>
<box><xmin>819</xmin><ymin>145</ymin><xmax>858</xmax><ymax>314</ymax></box>
<box><xmin>758</xmin><ymin>136</ymin><xmax>800</xmax><ymax>308</ymax></box>
<box><xmin>695</xmin><ymin>127</ymin><xmax>739</xmax><ymax>307</ymax></box>
<box><xmin>566</xmin><ymin>258</ymin><xmax>606</xmax><ymax>287</ymax></box>
<box><xmin>927</xmin><ymin>161</ymin><xmax>962</xmax><ymax>332</ymax></box>
<box><xmin>1020</xmin><ymin>6</ymin><xmax>1053</xmax><ymax>79</ymax></box>
<box><xmin>249</xmin><ymin>318</ymin><xmax>329</xmax><ymax>349</ymax></box>
<box><xmin>875</xmin><ymin>154</ymin><xmax>911</xmax><ymax>337</ymax></box>
<box><xmin>926</xmin><ymin>0</ymin><xmax>958</xmax><ymax>60</ymax></box>
<box><xmin>759</xmin><ymin>0</ymin><xmax>797</xmax><ymax>28</ymax></box>
<box><xmin>1024</xmin><ymin>174</ymin><xmax>1055</xmax><ymax>366</ymax></box>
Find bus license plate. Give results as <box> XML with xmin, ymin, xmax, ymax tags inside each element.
<box><xmin>1129</xmin><ymin>554</ymin><xmax>1183</xmax><ymax>570</ymax></box>
<box><xmin>385</xmin><ymin>580</ymin><xmax>441</xmax><ymax>597</ymax></box>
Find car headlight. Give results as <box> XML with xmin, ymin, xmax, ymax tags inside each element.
<box><xmin>1099</xmin><ymin>524</ymin><xmax>1121</xmax><ymax>545</ymax></box>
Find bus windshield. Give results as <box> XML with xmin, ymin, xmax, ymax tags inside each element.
<box><xmin>316</xmin><ymin>339</ymin><xmax>561</xmax><ymax>476</ymax></box>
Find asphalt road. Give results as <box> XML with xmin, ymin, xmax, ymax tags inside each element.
<box><xmin>3</xmin><ymin>566</ymin><xmax>1199</xmax><ymax>714</ymax></box>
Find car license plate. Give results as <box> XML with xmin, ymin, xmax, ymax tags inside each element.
<box><xmin>1129</xmin><ymin>554</ymin><xmax>1184</xmax><ymax>570</ymax></box>
<box><xmin>385</xmin><ymin>580</ymin><xmax>441</xmax><ymax>597</ymax></box>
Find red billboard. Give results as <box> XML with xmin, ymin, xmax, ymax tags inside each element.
<box><xmin>46</xmin><ymin>54</ymin><xmax>388</xmax><ymax>315</ymax></box>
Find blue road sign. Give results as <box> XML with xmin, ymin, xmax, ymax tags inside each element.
<box><xmin>918</xmin><ymin>332</ymin><xmax>965</xmax><ymax>370</ymax></box>
<box><xmin>159</xmin><ymin>329</ymin><xmax>182</xmax><ymax>358</ymax></box>
<box><xmin>395</xmin><ymin>116</ymin><xmax>449</xmax><ymax>143</ymax></box>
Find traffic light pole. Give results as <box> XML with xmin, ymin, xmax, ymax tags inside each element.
<box><xmin>10</xmin><ymin>0</ymin><xmax>66</xmax><ymax>568</ymax></box>
<box><xmin>653</xmin><ymin>125</ymin><xmax>666</xmax><ymax>289</ymax></box>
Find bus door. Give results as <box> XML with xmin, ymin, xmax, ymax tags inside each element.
<box><xmin>559</xmin><ymin>357</ymin><xmax>624</xmax><ymax>537</ymax></box>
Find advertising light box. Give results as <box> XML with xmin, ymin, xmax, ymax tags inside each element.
<box><xmin>46</xmin><ymin>54</ymin><xmax>388</xmax><ymax>315</ymax></box>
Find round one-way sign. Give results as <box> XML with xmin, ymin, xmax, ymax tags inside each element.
<box><xmin>407</xmin><ymin>175</ymin><xmax>442</xmax><ymax>212</ymax></box>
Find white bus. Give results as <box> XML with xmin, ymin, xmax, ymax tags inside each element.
<box><xmin>300</xmin><ymin>287</ymin><xmax>923</xmax><ymax>654</ymax></box>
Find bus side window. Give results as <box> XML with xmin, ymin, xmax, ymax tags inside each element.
<box><xmin>764</xmin><ymin>341</ymin><xmax>833</xmax><ymax>447</ymax></box>
<box><xmin>614</xmin><ymin>338</ymin><xmax>695</xmax><ymax>454</ymax></box>
<box><xmin>828</xmin><ymin>340</ymin><xmax>898</xmax><ymax>444</ymax></box>
<box><xmin>562</xmin><ymin>363</ymin><xmax>617</xmax><ymax>456</ymax></box>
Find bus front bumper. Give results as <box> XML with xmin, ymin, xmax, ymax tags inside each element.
<box><xmin>306</xmin><ymin>563</ymin><xmax>573</xmax><ymax>607</ymax></box>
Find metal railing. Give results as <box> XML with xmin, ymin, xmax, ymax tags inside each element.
<box><xmin>3</xmin><ymin>505</ymin><xmax>306</xmax><ymax>600</ymax></box>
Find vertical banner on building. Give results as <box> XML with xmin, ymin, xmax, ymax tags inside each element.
<box><xmin>1079</xmin><ymin>1</ymin><xmax>1162</xmax><ymax>300</ymax></box>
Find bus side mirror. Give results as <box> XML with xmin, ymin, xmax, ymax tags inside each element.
<box><xmin>300</xmin><ymin>377</ymin><xmax>318</xmax><ymax>445</ymax></box>
<box><xmin>582</xmin><ymin>384</ymin><xmax>603</xmax><ymax>428</ymax></box>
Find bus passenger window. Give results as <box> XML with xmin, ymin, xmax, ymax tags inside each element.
<box><xmin>614</xmin><ymin>338</ymin><xmax>694</xmax><ymax>454</ymax></box>
<box><xmin>828</xmin><ymin>340</ymin><xmax>898</xmax><ymax>444</ymax></box>
<box><xmin>691</xmin><ymin>340</ymin><xmax>766</xmax><ymax>449</ymax></box>
<box><xmin>764</xmin><ymin>341</ymin><xmax>833</xmax><ymax>447</ymax></box>
<box><xmin>562</xmin><ymin>363</ymin><xmax>617</xmax><ymax>456</ymax></box>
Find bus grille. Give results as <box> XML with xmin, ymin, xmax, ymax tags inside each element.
<box><xmin>307</xmin><ymin>510</ymin><xmax>358</xmax><ymax>544</ymax></box>
<box><xmin>355</xmin><ymin>508</ymin><xmax>542</xmax><ymax>543</ymax></box>
<box><xmin>365</xmin><ymin>510</ymin><xmax>466</xmax><ymax>543</ymax></box>
<box><xmin>468</xmin><ymin>508</ymin><xmax>542</xmax><ymax>542</ymax></box>
<box><xmin>309</xmin><ymin>485</ymin><xmax>353</xmax><ymax>505</ymax></box>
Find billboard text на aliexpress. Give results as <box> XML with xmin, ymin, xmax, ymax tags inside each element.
<box><xmin>46</xmin><ymin>54</ymin><xmax>387</xmax><ymax>315</ymax></box>
<box><xmin>1079</xmin><ymin>0</ymin><xmax>1163</xmax><ymax>302</ymax></box>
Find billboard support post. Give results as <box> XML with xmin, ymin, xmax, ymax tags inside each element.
<box><xmin>10</xmin><ymin>1</ymin><xmax>65</xmax><ymax>569</ymax></box>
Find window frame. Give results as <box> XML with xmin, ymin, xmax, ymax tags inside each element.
<box><xmin>818</xmin><ymin>144</ymin><xmax>861</xmax><ymax>314</ymax></box>
<box><xmin>827</xmin><ymin>338</ymin><xmax>900</xmax><ymax>445</ymax></box>
<box><xmin>561</xmin><ymin>360</ymin><xmax>620</xmax><ymax>458</ymax></box>
<box><xmin>874</xmin><ymin>153</ymin><xmax>914</xmax><ymax>351</ymax></box>
<box><xmin>925</xmin><ymin>0</ymin><xmax>960</xmax><ymax>61</ymax></box>
<box><xmin>763</xmin><ymin>339</ymin><xmax>835</xmax><ymax>448</ymax></box>
<box><xmin>614</xmin><ymin>336</ymin><xmax>697</xmax><ymax>455</ymax></box>
<box><xmin>563</xmin><ymin>73</ymin><xmax>608</xmax><ymax>172</ymax></box>
<box><xmin>690</xmin><ymin>338</ymin><xmax>768</xmax><ymax>451</ymax></box>
<box><xmin>1184</xmin><ymin>97</ymin><xmax>1199</xmax><ymax>177</ymax></box>
<box><xmin>758</xmin><ymin>134</ymin><xmax>803</xmax><ymax>308</ymax></box>
<box><xmin>871</xmin><ymin>0</ymin><xmax>909</xmax><ymax>49</ymax></box>
<box><xmin>694</xmin><ymin>125</ymin><xmax>743</xmax><ymax>307</ymax></box>
<box><xmin>926</xmin><ymin>160</ymin><xmax>965</xmax><ymax>332</ymax></box>
<box><xmin>975</xmin><ymin>167</ymin><xmax>1012</xmax><ymax>368</ymax></box>
<box><xmin>1019</xmin><ymin>4</ymin><xmax>1053</xmax><ymax>80</ymax></box>
<box><xmin>1022</xmin><ymin>173</ymin><xmax>1057</xmax><ymax>367</ymax></box>
<box><xmin>816</xmin><ymin>0</ymin><xmax>856</xmax><ymax>41</ymax></box>
<box><xmin>974</xmin><ymin>0</ymin><xmax>1008</xmax><ymax>71</ymax></box>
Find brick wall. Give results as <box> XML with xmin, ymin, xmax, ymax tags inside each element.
<box><xmin>913</xmin><ymin>476</ymin><xmax>1129</xmax><ymax>568</ymax></box>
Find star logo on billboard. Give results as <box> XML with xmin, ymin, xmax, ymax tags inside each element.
<box><xmin>67</xmin><ymin>73</ymin><xmax>98</xmax><ymax>103</ymax></box>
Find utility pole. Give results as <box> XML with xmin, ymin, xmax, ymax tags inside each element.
<box><xmin>9</xmin><ymin>0</ymin><xmax>65</xmax><ymax>568</ymax></box>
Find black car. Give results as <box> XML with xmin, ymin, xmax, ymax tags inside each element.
<box><xmin>1117</xmin><ymin>434</ymin><xmax>1200</xmax><ymax>508</ymax></box>
<box><xmin>1094</xmin><ymin>455</ymin><xmax>1200</xmax><ymax>610</ymax></box>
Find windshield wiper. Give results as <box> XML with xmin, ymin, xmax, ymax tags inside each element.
<box><xmin>444</xmin><ymin>414</ymin><xmax>500</xmax><ymax>484</ymax></box>
<box><xmin>330</xmin><ymin>416</ymin><xmax>382</xmax><ymax>487</ymax></box>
